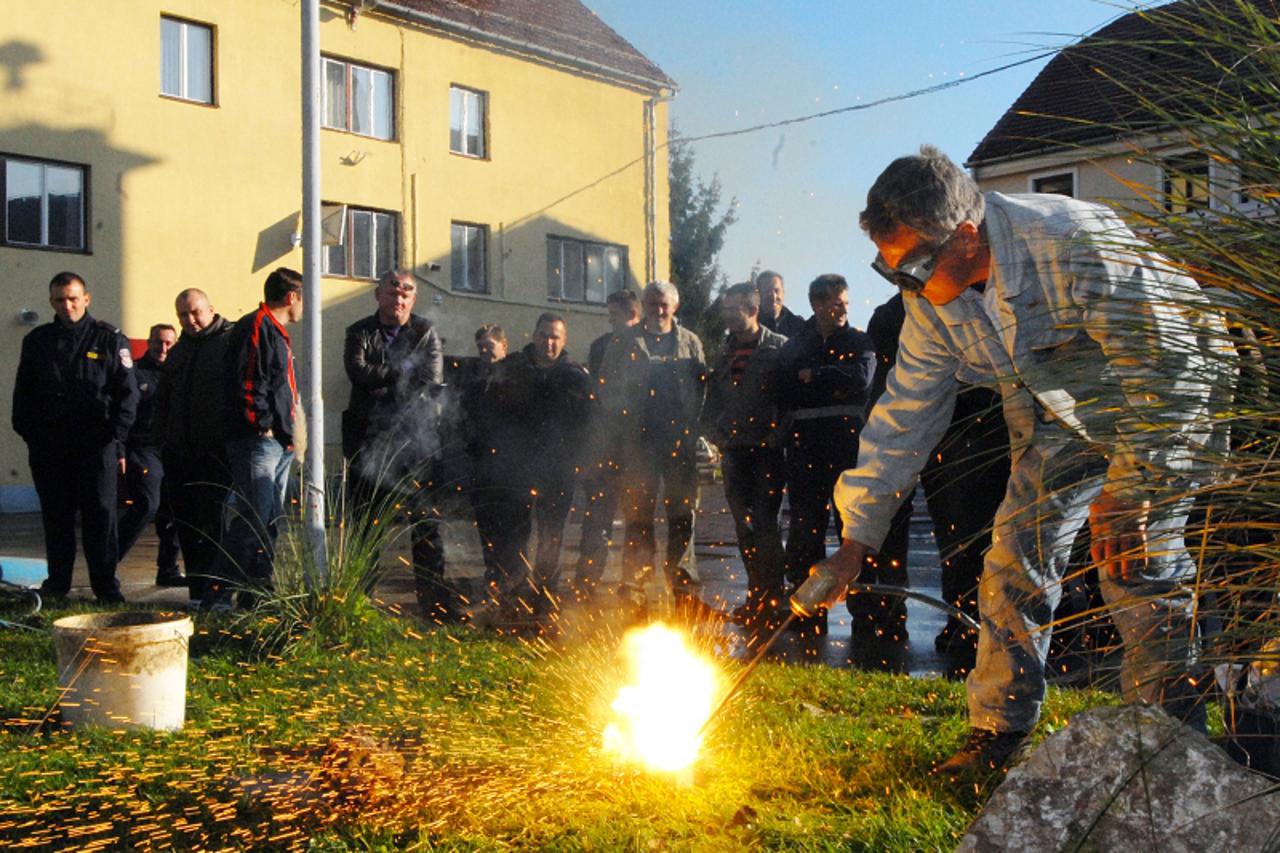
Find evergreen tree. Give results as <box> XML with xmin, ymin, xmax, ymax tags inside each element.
<box><xmin>668</xmin><ymin>132</ymin><xmax>737</xmax><ymax>342</ymax></box>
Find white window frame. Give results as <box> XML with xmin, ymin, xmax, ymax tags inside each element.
<box><xmin>322</xmin><ymin>56</ymin><xmax>395</xmax><ymax>141</ymax></box>
<box><xmin>450</xmin><ymin>85</ymin><xmax>488</xmax><ymax>158</ymax></box>
<box><xmin>547</xmin><ymin>236</ymin><xmax>629</xmax><ymax>304</ymax></box>
<box><xmin>160</xmin><ymin>16</ymin><xmax>214</xmax><ymax>104</ymax></box>
<box><xmin>321</xmin><ymin>205</ymin><xmax>398</xmax><ymax>280</ymax></box>
<box><xmin>1027</xmin><ymin>167</ymin><xmax>1077</xmax><ymax>198</ymax></box>
<box><xmin>2</xmin><ymin>155</ymin><xmax>88</xmax><ymax>252</ymax></box>
<box><xmin>1160</xmin><ymin>149</ymin><xmax>1224</xmax><ymax>214</ymax></box>
<box><xmin>451</xmin><ymin>222</ymin><xmax>488</xmax><ymax>293</ymax></box>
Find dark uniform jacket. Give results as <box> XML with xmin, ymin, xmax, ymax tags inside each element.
<box><xmin>776</xmin><ymin>318</ymin><xmax>876</xmax><ymax>427</ymax></box>
<box><xmin>466</xmin><ymin>345</ymin><xmax>591</xmax><ymax>488</ymax></box>
<box><xmin>705</xmin><ymin>326</ymin><xmax>788</xmax><ymax>450</ymax></box>
<box><xmin>126</xmin><ymin>353</ymin><xmax>163</xmax><ymax>450</ymax></box>
<box><xmin>154</xmin><ymin>315</ymin><xmax>234</xmax><ymax>455</ymax></box>
<box><xmin>224</xmin><ymin>304</ymin><xmax>297</xmax><ymax>448</ymax></box>
<box><xmin>341</xmin><ymin>313</ymin><xmax>442</xmax><ymax>459</ymax></box>
<box><xmin>762</xmin><ymin>305</ymin><xmax>806</xmax><ymax>339</ymax></box>
<box><xmin>12</xmin><ymin>314</ymin><xmax>138</xmax><ymax>453</ymax></box>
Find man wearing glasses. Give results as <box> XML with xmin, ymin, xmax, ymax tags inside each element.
<box><xmin>795</xmin><ymin>146</ymin><xmax>1232</xmax><ymax>778</ymax></box>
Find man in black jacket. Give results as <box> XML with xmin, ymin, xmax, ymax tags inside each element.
<box><xmin>342</xmin><ymin>270</ymin><xmax>448</xmax><ymax>618</ymax></box>
<box><xmin>154</xmin><ymin>288</ymin><xmax>235</xmax><ymax>603</ymax></box>
<box><xmin>706</xmin><ymin>283</ymin><xmax>789</xmax><ymax>635</ymax></box>
<box><xmin>468</xmin><ymin>313</ymin><xmax>590</xmax><ymax>621</ymax></box>
<box><xmin>777</xmin><ymin>274</ymin><xmax>876</xmax><ymax>636</ymax></box>
<box><xmin>217</xmin><ymin>267</ymin><xmax>302</xmax><ymax>605</ymax></box>
<box><xmin>572</xmin><ymin>289</ymin><xmax>640</xmax><ymax>599</ymax></box>
<box><xmin>12</xmin><ymin>272</ymin><xmax>138</xmax><ymax>603</ymax></box>
<box><xmin>118</xmin><ymin>323</ymin><xmax>185</xmax><ymax>586</ymax></box>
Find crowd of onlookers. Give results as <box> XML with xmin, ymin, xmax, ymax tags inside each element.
<box><xmin>10</xmin><ymin>259</ymin><xmax>1003</xmax><ymax>656</ymax></box>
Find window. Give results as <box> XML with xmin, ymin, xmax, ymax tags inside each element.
<box><xmin>1162</xmin><ymin>153</ymin><xmax>1212</xmax><ymax>213</ymax></box>
<box><xmin>547</xmin><ymin>237</ymin><xmax>628</xmax><ymax>304</ymax></box>
<box><xmin>323</xmin><ymin>57</ymin><xmax>394</xmax><ymax>140</ymax></box>
<box><xmin>450</xmin><ymin>86</ymin><xmax>487</xmax><ymax>157</ymax></box>
<box><xmin>1031</xmin><ymin>172</ymin><xmax>1074</xmax><ymax>197</ymax></box>
<box><xmin>160</xmin><ymin>17</ymin><xmax>213</xmax><ymax>104</ymax></box>
<box><xmin>3</xmin><ymin>156</ymin><xmax>86</xmax><ymax>251</ymax></box>
<box><xmin>322</xmin><ymin>206</ymin><xmax>397</xmax><ymax>279</ymax></box>
<box><xmin>451</xmin><ymin>223</ymin><xmax>487</xmax><ymax>293</ymax></box>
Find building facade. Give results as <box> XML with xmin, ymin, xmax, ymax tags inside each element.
<box><xmin>0</xmin><ymin>0</ymin><xmax>672</xmax><ymax>511</ymax></box>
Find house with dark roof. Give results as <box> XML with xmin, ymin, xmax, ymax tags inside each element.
<box><xmin>0</xmin><ymin>0</ymin><xmax>673</xmax><ymax>510</ymax></box>
<box><xmin>967</xmin><ymin>0</ymin><xmax>1276</xmax><ymax>217</ymax></box>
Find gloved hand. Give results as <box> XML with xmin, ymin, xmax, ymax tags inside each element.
<box><xmin>790</xmin><ymin>540</ymin><xmax>868</xmax><ymax>617</ymax></box>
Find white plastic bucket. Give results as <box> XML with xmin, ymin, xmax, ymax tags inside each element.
<box><xmin>52</xmin><ymin>612</ymin><xmax>194</xmax><ymax>731</ymax></box>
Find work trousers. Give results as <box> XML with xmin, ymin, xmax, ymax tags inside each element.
<box><xmin>218</xmin><ymin>436</ymin><xmax>294</xmax><ymax>594</ymax></box>
<box><xmin>163</xmin><ymin>448</ymin><xmax>232</xmax><ymax>601</ymax></box>
<box><xmin>574</xmin><ymin>451</ymin><xmax>623</xmax><ymax>594</ymax></box>
<box><xmin>721</xmin><ymin>447</ymin><xmax>786</xmax><ymax>605</ymax></box>
<box><xmin>349</xmin><ymin>465</ymin><xmax>446</xmax><ymax>612</ymax></box>
<box><xmin>784</xmin><ymin>416</ymin><xmax>862</xmax><ymax>589</ymax></box>
<box><xmin>117</xmin><ymin>445</ymin><xmax>175</xmax><ymax>566</ymax></box>
<box><xmin>853</xmin><ymin>386</ymin><xmax>1009</xmax><ymax>631</ymax></box>
<box><xmin>968</xmin><ymin>431</ymin><xmax>1205</xmax><ymax>733</ymax></box>
<box><xmin>28</xmin><ymin>440</ymin><xmax>122</xmax><ymax>601</ymax></box>
<box><xmin>620</xmin><ymin>430</ymin><xmax>699</xmax><ymax>590</ymax></box>
<box><xmin>471</xmin><ymin>471</ymin><xmax>573</xmax><ymax>612</ymax></box>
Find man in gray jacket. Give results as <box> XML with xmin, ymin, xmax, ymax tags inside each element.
<box><xmin>801</xmin><ymin>146</ymin><xmax>1232</xmax><ymax>777</ymax></box>
<box><xmin>599</xmin><ymin>281</ymin><xmax>707</xmax><ymax>602</ymax></box>
<box><xmin>706</xmin><ymin>282</ymin><xmax>789</xmax><ymax>636</ymax></box>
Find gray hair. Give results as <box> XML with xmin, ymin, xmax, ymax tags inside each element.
<box><xmin>860</xmin><ymin>145</ymin><xmax>984</xmax><ymax>244</ymax></box>
<box><xmin>377</xmin><ymin>269</ymin><xmax>415</xmax><ymax>291</ymax></box>
<box><xmin>643</xmin><ymin>280</ymin><xmax>680</xmax><ymax>304</ymax></box>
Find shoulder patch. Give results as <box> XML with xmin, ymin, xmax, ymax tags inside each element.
<box><xmin>119</xmin><ymin>348</ymin><xmax>134</xmax><ymax>369</ymax></box>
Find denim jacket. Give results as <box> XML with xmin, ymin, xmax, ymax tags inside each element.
<box><xmin>836</xmin><ymin>192</ymin><xmax>1234</xmax><ymax>549</ymax></box>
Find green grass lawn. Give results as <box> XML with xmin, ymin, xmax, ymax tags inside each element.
<box><xmin>0</xmin><ymin>603</ymin><xmax>1109</xmax><ymax>851</ymax></box>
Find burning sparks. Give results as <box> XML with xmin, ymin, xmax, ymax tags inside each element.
<box><xmin>602</xmin><ymin>623</ymin><xmax>719</xmax><ymax>773</ymax></box>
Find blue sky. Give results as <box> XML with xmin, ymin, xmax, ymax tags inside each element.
<box><xmin>586</xmin><ymin>1</ymin><xmax>1147</xmax><ymax>326</ymax></box>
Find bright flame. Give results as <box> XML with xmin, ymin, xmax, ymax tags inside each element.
<box><xmin>602</xmin><ymin>623</ymin><xmax>719</xmax><ymax>773</ymax></box>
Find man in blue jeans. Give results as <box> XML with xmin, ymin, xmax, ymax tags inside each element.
<box><xmin>799</xmin><ymin>147</ymin><xmax>1233</xmax><ymax>778</ymax></box>
<box><xmin>213</xmin><ymin>267</ymin><xmax>303</xmax><ymax>608</ymax></box>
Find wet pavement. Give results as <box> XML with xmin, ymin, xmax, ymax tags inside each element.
<box><xmin>0</xmin><ymin>482</ymin><xmax>980</xmax><ymax>679</ymax></box>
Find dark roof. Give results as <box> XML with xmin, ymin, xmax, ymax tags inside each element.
<box><xmin>376</xmin><ymin>0</ymin><xmax>673</xmax><ymax>90</ymax></box>
<box><xmin>968</xmin><ymin>0</ymin><xmax>1278</xmax><ymax>166</ymax></box>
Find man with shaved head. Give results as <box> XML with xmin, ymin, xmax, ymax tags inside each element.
<box><xmin>153</xmin><ymin>287</ymin><xmax>235</xmax><ymax>603</ymax></box>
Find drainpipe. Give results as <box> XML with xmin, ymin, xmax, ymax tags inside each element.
<box><xmin>644</xmin><ymin>90</ymin><xmax>675</xmax><ymax>283</ymax></box>
<box><xmin>301</xmin><ymin>0</ymin><xmax>328</xmax><ymax>579</ymax></box>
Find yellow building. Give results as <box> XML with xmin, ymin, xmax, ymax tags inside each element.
<box><xmin>0</xmin><ymin>0</ymin><xmax>672</xmax><ymax>511</ymax></box>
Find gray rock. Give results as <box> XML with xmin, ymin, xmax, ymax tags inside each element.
<box><xmin>959</xmin><ymin>705</ymin><xmax>1280</xmax><ymax>852</ymax></box>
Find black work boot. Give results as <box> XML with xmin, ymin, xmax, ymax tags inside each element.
<box><xmin>933</xmin><ymin>729</ymin><xmax>1029</xmax><ymax>781</ymax></box>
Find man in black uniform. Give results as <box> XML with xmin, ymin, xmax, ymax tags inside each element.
<box><xmin>12</xmin><ymin>272</ymin><xmax>138</xmax><ymax>603</ymax></box>
<box><xmin>154</xmin><ymin>288</ymin><xmax>235</xmax><ymax>603</ymax></box>
<box><xmin>342</xmin><ymin>270</ymin><xmax>448</xmax><ymax>618</ymax></box>
<box><xmin>118</xmin><ymin>323</ymin><xmax>186</xmax><ymax>586</ymax></box>
<box><xmin>861</xmin><ymin>293</ymin><xmax>1010</xmax><ymax>654</ymax></box>
<box><xmin>776</xmin><ymin>274</ymin><xmax>876</xmax><ymax>636</ymax></box>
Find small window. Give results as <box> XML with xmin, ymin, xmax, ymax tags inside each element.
<box><xmin>160</xmin><ymin>17</ymin><xmax>213</xmax><ymax>104</ymax></box>
<box><xmin>1163</xmin><ymin>153</ymin><xmax>1211</xmax><ymax>213</ymax></box>
<box><xmin>1031</xmin><ymin>172</ymin><xmax>1074</xmax><ymax>197</ymax></box>
<box><xmin>547</xmin><ymin>237</ymin><xmax>628</xmax><ymax>304</ymax></box>
<box><xmin>323</xmin><ymin>57</ymin><xmax>395</xmax><ymax>141</ymax></box>
<box><xmin>451</xmin><ymin>222</ymin><xmax>488</xmax><ymax>293</ymax></box>
<box><xmin>322</xmin><ymin>206</ymin><xmax>398</xmax><ymax>279</ymax></box>
<box><xmin>3</xmin><ymin>156</ymin><xmax>87</xmax><ymax>251</ymax></box>
<box><xmin>450</xmin><ymin>86</ymin><xmax>487</xmax><ymax>157</ymax></box>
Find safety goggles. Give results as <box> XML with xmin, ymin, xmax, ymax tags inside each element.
<box><xmin>870</xmin><ymin>239</ymin><xmax>947</xmax><ymax>294</ymax></box>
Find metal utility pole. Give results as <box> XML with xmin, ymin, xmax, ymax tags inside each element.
<box><xmin>300</xmin><ymin>0</ymin><xmax>328</xmax><ymax>579</ymax></box>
